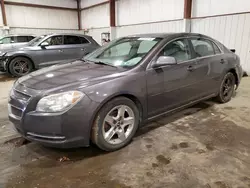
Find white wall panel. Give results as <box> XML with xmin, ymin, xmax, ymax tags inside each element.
<box><xmin>6</xmin><ymin>0</ymin><xmax>77</xmax><ymax>8</ymax></box>
<box><xmin>191</xmin><ymin>13</ymin><xmax>250</xmax><ymax>72</ymax></box>
<box><xmin>81</xmin><ymin>0</ymin><xmax>107</xmax><ymax>8</ymax></box>
<box><xmin>116</xmin><ymin>20</ymin><xmax>183</xmax><ymax>38</ymax></box>
<box><xmin>9</xmin><ymin>28</ymin><xmax>83</xmax><ymax>36</ymax></box>
<box><xmin>192</xmin><ymin>0</ymin><xmax>250</xmax><ymax>17</ymax></box>
<box><xmin>81</xmin><ymin>4</ymin><xmax>109</xmax><ymax>28</ymax></box>
<box><xmin>6</xmin><ymin>5</ymin><xmax>78</xmax><ymax>29</ymax></box>
<box><xmin>117</xmin><ymin>0</ymin><xmax>184</xmax><ymax>26</ymax></box>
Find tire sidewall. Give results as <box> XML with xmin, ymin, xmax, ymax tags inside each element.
<box><xmin>9</xmin><ymin>57</ymin><xmax>33</xmax><ymax>77</ymax></box>
<box><xmin>92</xmin><ymin>97</ymin><xmax>139</xmax><ymax>151</ymax></box>
<box><xmin>218</xmin><ymin>72</ymin><xmax>235</xmax><ymax>103</ymax></box>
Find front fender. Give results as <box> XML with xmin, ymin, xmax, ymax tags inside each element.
<box><xmin>5</xmin><ymin>52</ymin><xmax>35</xmax><ymax>70</ymax></box>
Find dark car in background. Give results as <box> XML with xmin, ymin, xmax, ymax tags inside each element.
<box><xmin>0</xmin><ymin>33</ymin><xmax>100</xmax><ymax>76</ymax></box>
<box><xmin>8</xmin><ymin>33</ymin><xmax>242</xmax><ymax>151</ymax></box>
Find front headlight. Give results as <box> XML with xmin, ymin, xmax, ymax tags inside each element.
<box><xmin>36</xmin><ymin>91</ymin><xmax>84</xmax><ymax>113</ymax></box>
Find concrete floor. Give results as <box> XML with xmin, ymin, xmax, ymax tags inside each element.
<box><xmin>0</xmin><ymin>73</ymin><xmax>250</xmax><ymax>188</ymax></box>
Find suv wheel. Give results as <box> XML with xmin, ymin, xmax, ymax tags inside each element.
<box><xmin>216</xmin><ymin>72</ymin><xmax>236</xmax><ymax>103</ymax></box>
<box><xmin>91</xmin><ymin>97</ymin><xmax>139</xmax><ymax>151</ymax></box>
<box><xmin>9</xmin><ymin>57</ymin><xmax>33</xmax><ymax>77</ymax></box>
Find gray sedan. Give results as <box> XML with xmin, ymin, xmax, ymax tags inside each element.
<box><xmin>0</xmin><ymin>33</ymin><xmax>100</xmax><ymax>77</ymax></box>
<box><xmin>8</xmin><ymin>33</ymin><xmax>243</xmax><ymax>151</ymax></box>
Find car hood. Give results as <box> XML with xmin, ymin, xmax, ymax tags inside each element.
<box><xmin>17</xmin><ymin>60</ymin><xmax>125</xmax><ymax>90</ymax></box>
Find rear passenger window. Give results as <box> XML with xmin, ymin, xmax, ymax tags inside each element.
<box><xmin>212</xmin><ymin>42</ymin><xmax>221</xmax><ymax>54</ymax></box>
<box><xmin>28</xmin><ymin>36</ymin><xmax>35</xmax><ymax>41</ymax></box>
<box><xmin>191</xmin><ymin>38</ymin><xmax>214</xmax><ymax>57</ymax></box>
<box><xmin>80</xmin><ymin>37</ymin><xmax>89</xmax><ymax>44</ymax></box>
<box><xmin>64</xmin><ymin>36</ymin><xmax>81</xmax><ymax>45</ymax></box>
<box><xmin>16</xmin><ymin>36</ymin><xmax>29</xmax><ymax>42</ymax></box>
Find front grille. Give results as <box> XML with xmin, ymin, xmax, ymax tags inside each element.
<box><xmin>11</xmin><ymin>106</ymin><xmax>23</xmax><ymax>117</ymax></box>
<box><xmin>13</xmin><ymin>89</ymin><xmax>31</xmax><ymax>101</ymax></box>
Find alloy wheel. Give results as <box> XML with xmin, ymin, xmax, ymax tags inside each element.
<box><xmin>102</xmin><ymin>105</ymin><xmax>135</xmax><ymax>145</ymax></box>
<box><xmin>13</xmin><ymin>60</ymin><xmax>30</xmax><ymax>75</ymax></box>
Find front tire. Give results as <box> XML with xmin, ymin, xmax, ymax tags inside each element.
<box><xmin>9</xmin><ymin>57</ymin><xmax>33</xmax><ymax>77</ymax></box>
<box><xmin>216</xmin><ymin>72</ymin><xmax>236</xmax><ymax>103</ymax></box>
<box><xmin>91</xmin><ymin>97</ymin><xmax>139</xmax><ymax>151</ymax></box>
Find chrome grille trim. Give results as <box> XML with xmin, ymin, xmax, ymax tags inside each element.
<box><xmin>8</xmin><ymin>104</ymin><xmax>22</xmax><ymax>120</ymax></box>
<box><xmin>27</xmin><ymin>132</ymin><xmax>65</xmax><ymax>140</ymax></box>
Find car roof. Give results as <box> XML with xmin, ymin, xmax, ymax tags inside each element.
<box><xmin>126</xmin><ymin>32</ymin><xmax>209</xmax><ymax>39</ymax></box>
<box><xmin>48</xmin><ymin>33</ymin><xmax>92</xmax><ymax>38</ymax></box>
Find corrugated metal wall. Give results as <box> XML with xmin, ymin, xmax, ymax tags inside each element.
<box><xmin>5</xmin><ymin>0</ymin><xmax>77</xmax><ymax>8</ymax></box>
<box><xmin>116</xmin><ymin>20</ymin><xmax>183</xmax><ymax>38</ymax></box>
<box><xmin>81</xmin><ymin>3</ymin><xmax>109</xmax><ymax>29</ymax></box>
<box><xmin>0</xmin><ymin>0</ymin><xmax>78</xmax><ymax>36</ymax></box>
<box><xmin>81</xmin><ymin>0</ymin><xmax>107</xmax><ymax>8</ymax></box>
<box><xmin>5</xmin><ymin>6</ymin><xmax>77</xmax><ymax>30</ymax></box>
<box><xmin>191</xmin><ymin>0</ymin><xmax>250</xmax><ymax>72</ymax></box>
<box><xmin>116</xmin><ymin>0</ymin><xmax>184</xmax><ymax>37</ymax></box>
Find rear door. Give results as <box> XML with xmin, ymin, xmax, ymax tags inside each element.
<box><xmin>147</xmin><ymin>38</ymin><xmax>199</xmax><ymax>117</ymax></box>
<box><xmin>189</xmin><ymin>37</ymin><xmax>225</xmax><ymax>96</ymax></box>
<box><xmin>15</xmin><ymin>36</ymin><xmax>32</xmax><ymax>47</ymax></box>
<box><xmin>60</xmin><ymin>35</ymin><xmax>91</xmax><ymax>61</ymax></box>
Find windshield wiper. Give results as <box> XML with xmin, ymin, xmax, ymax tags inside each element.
<box><xmin>92</xmin><ymin>61</ymin><xmax>117</xmax><ymax>68</ymax></box>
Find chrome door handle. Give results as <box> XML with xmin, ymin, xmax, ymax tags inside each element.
<box><xmin>220</xmin><ymin>59</ymin><xmax>225</xmax><ymax>64</ymax></box>
<box><xmin>187</xmin><ymin>65</ymin><xmax>194</xmax><ymax>72</ymax></box>
<box><xmin>81</xmin><ymin>48</ymin><xmax>85</xmax><ymax>51</ymax></box>
<box><xmin>58</xmin><ymin>49</ymin><xmax>63</xmax><ymax>52</ymax></box>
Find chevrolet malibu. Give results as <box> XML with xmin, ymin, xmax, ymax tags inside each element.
<box><xmin>8</xmin><ymin>33</ymin><xmax>243</xmax><ymax>151</ymax></box>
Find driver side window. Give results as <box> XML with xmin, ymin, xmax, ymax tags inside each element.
<box><xmin>159</xmin><ymin>39</ymin><xmax>191</xmax><ymax>63</ymax></box>
<box><xmin>43</xmin><ymin>35</ymin><xmax>63</xmax><ymax>46</ymax></box>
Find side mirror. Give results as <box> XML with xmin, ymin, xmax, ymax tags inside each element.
<box><xmin>40</xmin><ymin>41</ymin><xmax>49</xmax><ymax>48</ymax></box>
<box><xmin>0</xmin><ymin>41</ymin><xmax>3</xmax><ymax>44</ymax></box>
<box><xmin>152</xmin><ymin>56</ymin><xmax>177</xmax><ymax>68</ymax></box>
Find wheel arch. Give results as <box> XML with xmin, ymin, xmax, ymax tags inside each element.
<box><xmin>7</xmin><ymin>55</ymin><xmax>35</xmax><ymax>73</ymax></box>
<box><xmin>228</xmin><ymin>68</ymin><xmax>239</xmax><ymax>87</ymax></box>
<box><xmin>89</xmin><ymin>93</ymin><xmax>145</xmax><ymax>142</ymax></box>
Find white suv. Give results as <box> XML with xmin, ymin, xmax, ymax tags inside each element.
<box><xmin>0</xmin><ymin>35</ymin><xmax>35</xmax><ymax>50</ymax></box>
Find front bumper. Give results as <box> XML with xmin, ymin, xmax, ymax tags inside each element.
<box><xmin>0</xmin><ymin>56</ymin><xmax>8</xmax><ymax>71</ymax></box>
<box><xmin>8</xmin><ymin>85</ymin><xmax>99</xmax><ymax>148</ymax></box>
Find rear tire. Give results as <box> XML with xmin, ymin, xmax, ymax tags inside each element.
<box><xmin>216</xmin><ymin>72</ymin><xmax>236</xmax><ymax>103</ymax></box>
<box><xmin>91</xmin><ymin>97</ymin><xmax>139</xmax><ymax>151</ymax></box>
<box><xmin>9</xmin><ymin>57</ymin><xmax>33</xmax><ymax>77</ymax></box>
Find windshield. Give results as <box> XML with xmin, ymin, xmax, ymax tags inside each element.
<box><xmin>84</xmin><ymin>37</ymin><xmax>162</xmax><ymax>67</ymax></box>
<box><xmin>28</xmin><ymin>35</ymin><xmax>47</xmax><ymax>46</ymax></box>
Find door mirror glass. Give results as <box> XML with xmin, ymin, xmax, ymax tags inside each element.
<box><xmin>40</xmin><ymin>41</ymin><xmax>49</xmax><ymax>47</ymax></box>
<box><xmin>153</xmin><ymin>56</ymin><xmax>177</xmax><ymax>68</ymax></box>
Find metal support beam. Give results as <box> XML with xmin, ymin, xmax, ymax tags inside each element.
<box><xmin>184</xmin><ymin>0</ymin><xmax>192</xmax><ymax>19</ymax></box>
<box><xmin>4</xmin><ymin>1</ymin><xmax>77</xmax><ymax>11</ymax></box>
<box><xmin>77</xmin><ymin>0</ymin><xmax>82</xmax><ymax>30</ymax></box>
<box><xmin>0</xmin><ymin>0</ymin><xmax>7</xmax><ymax>26</ymax></box>
<box><xmin>183</xmin><ymin>0</ymin><xmax>192</xmax><ymax>32</ymax></box>
<box><xmin>109</xmin><ymin>0</ymin><xmax>115</xmax><ymax>27</ymax></box>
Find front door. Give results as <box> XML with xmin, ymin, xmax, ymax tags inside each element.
<box><xmin>34</xmin><ymin>35</ymin><xmax>66</xmax><ymax>68</ymax></box>
<box><xmin>147</xmin><ymin>38</ymin><xmax>198</xmax><ymax>118</ymax></box>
